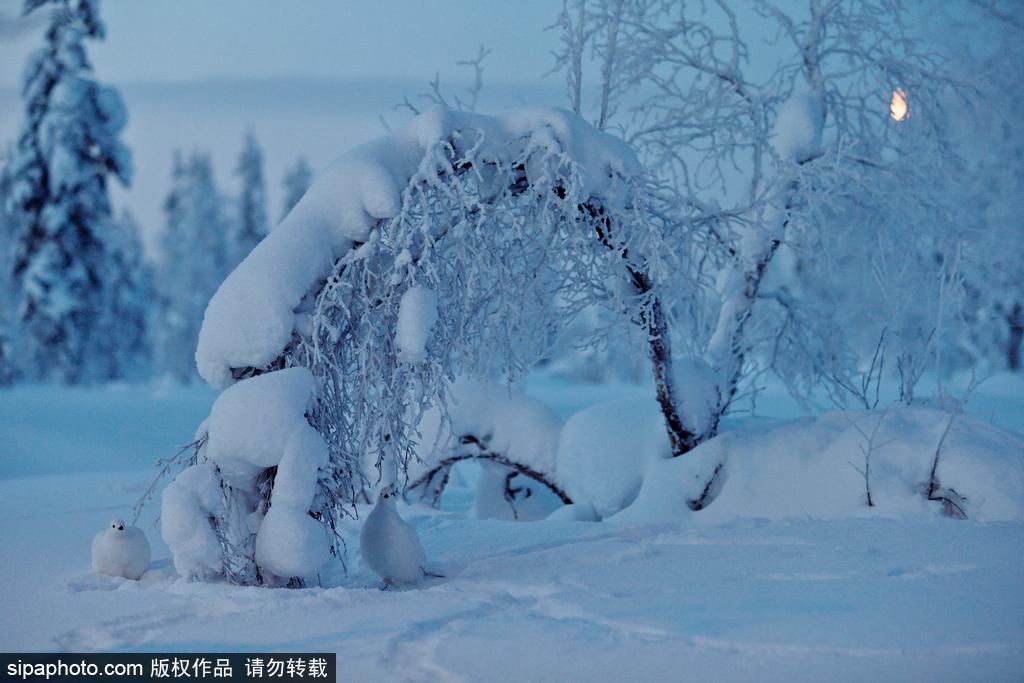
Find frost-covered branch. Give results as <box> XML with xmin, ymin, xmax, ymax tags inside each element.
<box><xmin>554</xmin><ymin>0</ymin><xmax>975</xmax><ymax>434</ymax></box>
<box><xmin>847</xmin><ymin>409</ymin><xmax>895</xmax><ymax>508</ymax></box>
<box><xmin>169</xmin><ymin>109</ymin><xmax>674</xmax><ymax>583</ymax></box>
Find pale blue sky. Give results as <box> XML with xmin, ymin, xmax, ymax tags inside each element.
<box><xmin>0</xmin><ymin>0</ymin><xmax>562</xmax><ymax>88</ymax></box>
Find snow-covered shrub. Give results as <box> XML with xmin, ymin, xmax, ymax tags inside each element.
<box><xmin>165</xmin><ymin>107</ymin><xmax>684</xmax><ymax>583</ymax></box>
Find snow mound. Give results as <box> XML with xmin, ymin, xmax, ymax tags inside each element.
<box><xmin>556</xmin><ymin>395</ymin><xmax>672</xmax><ymax>519</ymax></box>
<box><xmin>408</xmin><ymin>378</ymin><xmax>566</xmax><ymax>517</ymax></box>
<box><xmin>196</xmin><ymin>107</ymin><xmax>642</xmax><ymax>389</ymax></box>
<box><xmin>162</xmin><ymin>368</ymin><xmax>331</xmax><ymax>581</ymax></box>
<box><xmin>610</xmin><ymin>405</ymin><xmax>1019</xmax><ymax>524</ymax></box>
<box><xmin>413</xmin><ymin>378</ymin><xmax>565</xmax><ymax>482</ymax></box>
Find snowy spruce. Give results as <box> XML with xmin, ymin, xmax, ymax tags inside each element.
<box><xmin>5</xmin><ymin>0</ymin><xmax>134</xmax><ymax>383</ymax></box>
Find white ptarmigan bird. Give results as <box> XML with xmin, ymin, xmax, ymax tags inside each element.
<box><xmin>92</xmin><ymin>518</ymin><xmax>151</xmax><ymax>580</ymax></box>
<box><xmin>359</xmin><ymin>489</ymin><xmax>436</xmax><ymax>588</ymax></box>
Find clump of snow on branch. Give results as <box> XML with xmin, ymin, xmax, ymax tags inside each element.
<box><xmin>160</xmin><ymin>460</ymin><xmax>222</xmax><ymax>581</ymax></box>
<box><xmin>162</xmin><ymin>368</ymin><xmax>330</xmax><ymax>584</ymax></box>
<box><xmin>771</xmin><ymin>92</ymin><xmax>824</xmax><ymax>164</ymax></box>
<box><xmin>413</xmin><ymin>379</ymin><xmax>564</xmax><ymax>479</ymax></box>
<box><xmin>396</xmin><ymin>286</ymin><xmax>438</xmax><ymax>364</ymax></box>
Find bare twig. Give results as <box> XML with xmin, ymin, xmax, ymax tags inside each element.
<box><xmin>131</xmin><ymin>434</ymin><xmax>207</xmax><ymax>526</ymax></box>
<box><xmin>847</xmin><ymin>408</ymin><xmax>895</xmax><ymax>507</ymax></box>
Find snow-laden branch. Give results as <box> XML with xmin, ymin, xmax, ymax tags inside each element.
<box><xmin>174</xmin><ymin>107</ymin><xmax>687</xmax><ymax>583</ymax></box>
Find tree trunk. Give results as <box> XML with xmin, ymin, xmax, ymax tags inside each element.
<box><xmin>628</xmin><ymin>268</ymin><xmax>698</xmax><ymax>457</ymax></box>
<box><xmin>1008</xmin><ymin>302</ymin><xmax>1023</xmax><ymax>371</ymax></box>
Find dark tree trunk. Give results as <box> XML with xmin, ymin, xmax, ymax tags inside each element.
<box><xmin>584</xmin><ymin>203</ymin><xmax>696</xmax><ymax>458</ymax></box>
<box><xmin>628</xmin><ymin>268</ymin><xmax>698</xmax><ymax>457</ymax></box>
<box><xmin>1008</xmin><ymin>302</ymin><xmax>1023</xmax><ymax>371</ymax></box>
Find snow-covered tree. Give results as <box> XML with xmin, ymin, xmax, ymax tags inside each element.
<box><xmin>6</xmin><ymin>0</ymin><xmax>131</xmax><ymax>383</ymax></box>
<box><xmin>154</xmin><ymin>151</ymin><xmax>229</xmax><ymax>383</ymax></box>
<box><xmin>0</xmin><ymin>156</ymin><xmax>16</xmax><ymax>386</ymax></box>
<box><xmin>94</xmin><ymin>210</ymin><xmax>152</xmax><ymax>380</ymax></box>
<box><xmin>553</xmin><ymin>0</ymin><xmax>972</xmax><ymax>435</ymax></box>
<box><xmin>279</xmin><ymin>157</ymin><xmax>312</xmax><ymax>223</ymax></box>
<box><xmin>948</xmin><ymin>6</ymin><xmax>1024</xmax><ymax>373</ymax></box>
<box><xmin>162</xmin><ymin>108</ymin><xmax>676</xmax><ymax>584</ymax></box>
<box><xmin>229</xmin><ymin>131</ymin><xmax>268</xmax><ymax>266</ymax></box>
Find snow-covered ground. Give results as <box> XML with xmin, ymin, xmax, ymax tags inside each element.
<box><xmin>1</xmin><ymin>374</ymin><xmax>1022</xmax><ymax>681</ymax></box>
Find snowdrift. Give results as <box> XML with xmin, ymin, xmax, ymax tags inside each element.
<box><xmin>408</xmin><ymin>378</ymin><xmax>567</xmax><ymax>521</ymax></box>
<box><xmin>557</xmin><ymin>396</ymin><xmax>1024</xmax><ymax>523</ymax></box>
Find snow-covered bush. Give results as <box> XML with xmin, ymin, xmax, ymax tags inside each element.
<box><xmin>164</xmin><ymin>107</ymin><xmax>688</xmax><ymax>583</ymax></box>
